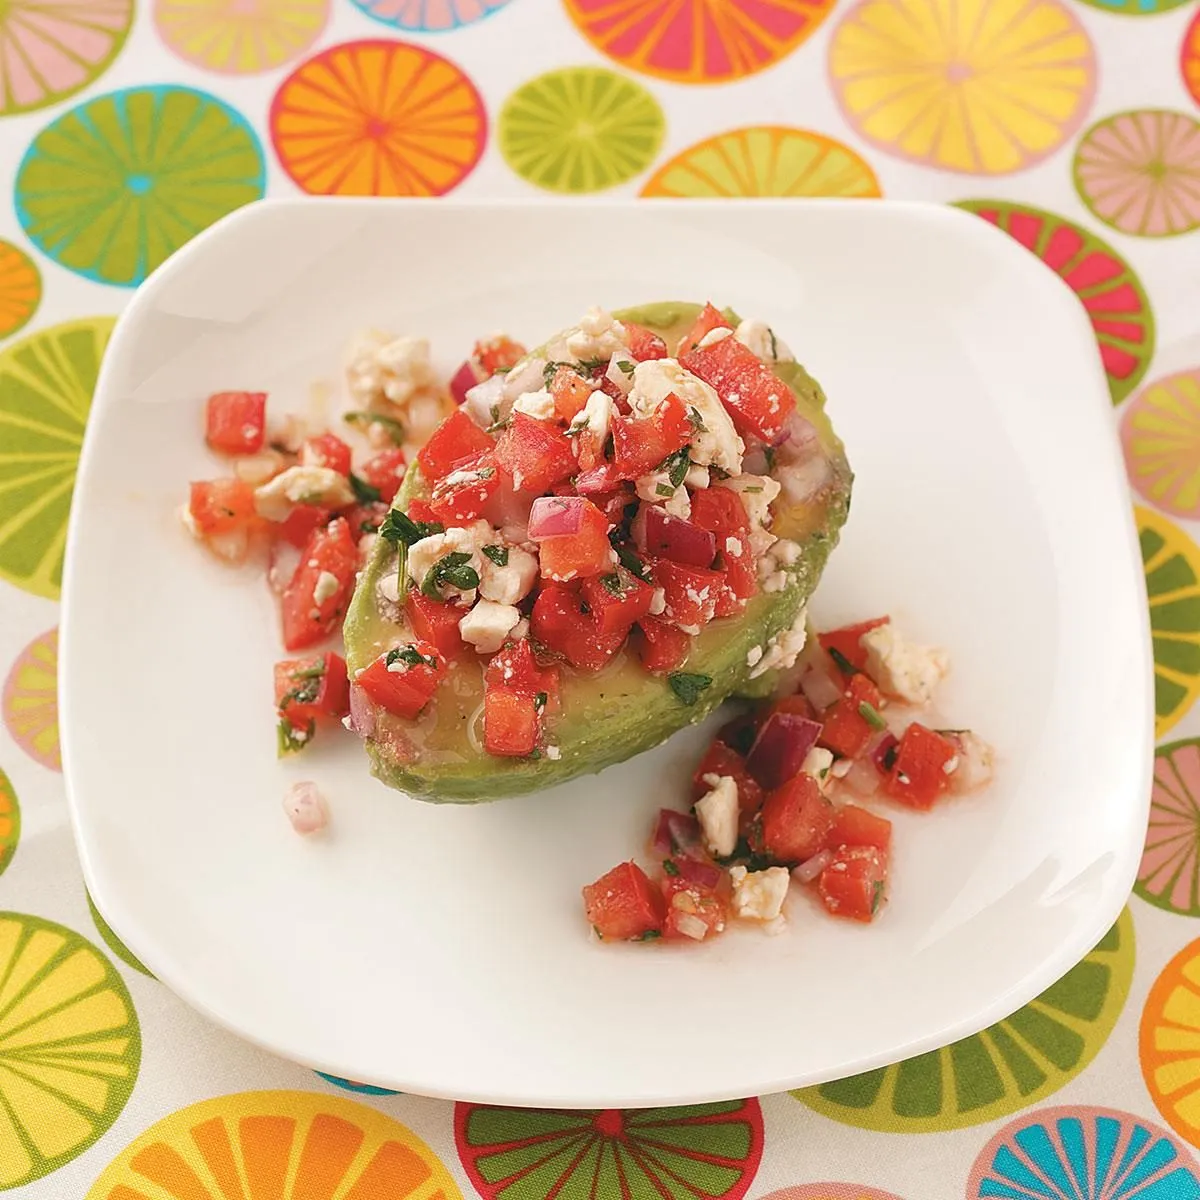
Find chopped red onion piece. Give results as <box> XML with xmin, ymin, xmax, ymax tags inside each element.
<box><xmin>800</xmin><ymin>666</ymin><xmax>843</xmax><ymax>711</ymax></box>
<box><xmin>841</xmin><ymin>756</ymin><xmax>882</xmax><ymax>797</ymax></box>
<box><xmin>347</xmin><ymin>684</ymin><xmax>376</xmax><ymax>740</ymax></box>
<box><xmin>675</xmin><ymin>855</ymin><xmax>723</xmax><ymax>889</ymax></box>
<box><xmin>873</xmin><ymin>732</ymin><xmax>899</xmax><ymax>773</ymax></box>
<box><xmin>283</xmin><ymin>781</ymin><xmax>328</xmax><ymax>835</ymax></box>
<box><xmin>747</xmin><ymin>713</ymin><xmax>823</xmax><ymax>790</ymax></box>
<box><xmin>651</xmin><ymin>808</ymin><xmax>702</xmax><ymax>858</ymax></box>
<box><xmin>632</xmin><ymin>506</ymin><xmax>717</xmax><ymax>568</ymax></box>
<box><xmin>674</xmin><ymin>912</ymin><xmax>709</xmax><ymax>941</ymax></box>
<box><xmin>574</xmin><ymin>463</ymin><xmax>625</xmax><ymax>494</ymax></box>
<box><xmin>528</xmin><ymin>495</ymin><xmax>587</xmax><ymax>539</ymax></box>
<box><xmin>450</xmin><ymin>360</ymin><xmax>482</xmax><ymax>406</ymax></box>
<box><xmin>792</xmin><ymin>849</ymin><xmax>833</xmax><ymax>884</ymax></box>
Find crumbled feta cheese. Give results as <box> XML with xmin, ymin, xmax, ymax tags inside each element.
<box><xmin>772</xmin><ymin>539</ymin><xmax>801</xmax><ymax>566</ymax></box>
<box><xmin>283</xmin><ymin>781</ymin><xmax>328</xmax><ymax>835</ymax></box>
<box><xmin>510</xmin><ymin>617</ymin><xmax>530</xmax><ymax>641</ymax></box>
<box><xmin>179</xmin><ymin>503</ymin><xmax>199</xmax><ymax>539</ymax></box>
<box><xmin>953</xmin><ymin>731</ymin><xmax>994</xmax><ymax>790</ymax></box>
<box><xmin>629</xmin><ymin>358</ymin><xmax>743</xmax><ymax>475</ymax></box>
<box><xmin>695</xmin><ymin>775</ymin><xmax>739</xmax><ymax>857</ymax></box>
<box><xmin>311</xmin><ymin>570</ymin><xmax>339</xmax><ymax>607</ymax></box>
<box><xmin>735</xmin><ymin>318</ymin><xmax>794</xmax><ymax>364</ymax></box>
<box><xmin>649</xmin><ymin>588</ymin><xmax>666</xmax><ymax>616</ymax></box>
<box><xmin>762</xmin><ymin>569</ymin><xmax>788</xmax><ymax>593</ymax></box>
<box><xmin>501</xmin><ymin>357</ymin><xmax>548</xmax><ymax>402</ymax></box>
<box><xmin>696</xmin><ymin>326</ymin><xmax>734</xmax><ymax>349</ymax></box>
<box><xmin>725</xmin><ymin>535</ymin><xmax>744</xmax><ymax>557</ymax></box>
<box><xmin>545</xmin><ymin>745</ymin><xmax>561</xmax><ymax>761</ymax></box>
<box><xmin>569</xmin><ymin>389</ymin><xmax>614</xmax><ymax>447</ymax></box>
<box><xmin>730</xmin><ymin>865</ymin><xmax>790</xmax><ymax>922</ymax></box>
<box><xmin>407</xmin><ymin>520</ymin><xmax>489</xmax><ymax>604</ymax></box>
<box><xmin>479</xmin><ymin>543</ymin><xmax>538</xmax><ymax>606</ymax></box>
<box><xmin>346</xmin><ymin>331</ymin><xmax>436</xmax><ymax>407</ymax></box>
<box><xmin>636</xmin><ymin>472</ymin><xmax>691</xmax><ymax>519</ymax></box>
<box><xmin>459</xmin><ymin>600</ymin><xmax>522</xmax><ymax>654</ymax></box>
<box><xmin>685</xmin><ymin>464</ymin><xmax>710</xmax><ymax>490</ymax></box>
<box><xmin>746</xmin><ymin>645</ymin><xmax>763</xmax><ymax>666</ymax></box>
<box><xmin>718</xmin><ymin>473</ymin><xmax>781</xmax><ymax>556</ymax></box>
<box><xmin>556</xmin><ymin>306</ymin><xmax>629</xmax><ymax>361</ymax></box>
<box><xmin>750</xmin><ymin>606</ymin><xmax>808</xmax><ymax>678</ymax></box>
<box><xmin>254</xmin><ymin>466</ymin><xmax>355</xmax><ymax>521</ymax></box>
<box><xmin>375</xmin><ymin>567</ymin><xmax>404</xmax><ymax>623</ymax></box>
<box><xmin>861</xmin><ymin>624</ymin><xmax>949</xmax><ymax>705</ymax></box>
<box><xmin>802</xmin><ymin>746</ymin><xmax>835</xmax><ymax>791</ymax></box>
<box><xmin>234</xmin><ymin>451</ymin><xmax>285</xmax><ymax>487</ymax></box>
<box><xmin>513</xmin><ymin>388</ymin><xmax>557</xmax><ymax>421</ymax></box>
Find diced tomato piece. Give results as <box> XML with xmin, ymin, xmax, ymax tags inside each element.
<box><xmin>882</xmin><ymin>723</ymin><xmax>958</xmax><ymax>810</ymax></box>
<box><xmin>494</xmin><ymin>412</ymin><xmax>577</xmax><ymax>494</ymax></box>
<box><xmin>406</xmin><ymin>497</ymin><xmax>440</xmax><ymax>525</ymax></box>
<box><xmin>274</xmin><ymin>652</ymin><xmax>350</xmax><ymax>731</ymax></box>
<box><xmin>660</xmin><ymin>873</ymin><xmax>729</xmax><ymax>941</ymax></box>
<box><xmin>300</xmin><ymin>432</ymin><xmax>352</xmax><ymax>476</ymax></box>
<box><xmin>677</xmin><ymin>302</ymin><xmax>732</xmax><ymax>358</ymax></box>
<box><xmin>761</xmin><ymin>773</ymin><xmax>835</xmax><ymax>864</ymax></box>
<box><xmin>407</xmin><ymin>590</ymin><xmax>464</xmax><ymax>660</ymax></box>
<box><xmin>535</xmin><ymin>498</ymin><xmax>612</xmax><ymax>582</ymax></box>
<box><xmin>473</xmin><ymin>335</ymin><xmax>525</xmax><ymax>376</ymax></box>
<box><xmin>549</xmin><ymin>366</ymin><xmax>594</xmax><ymax>424</ymax></box>
<box><xmin>681</xmin><ymin>335</ymin><xmax>796</xmax><ymax>444</ymax></box>
<box><xmin>205</xmin><ymin>391</ymin><xmax>266</xmax><ymax>455</ymax></box>
<box><xmin>583</xmin><ymin>861</ymin><xmax>665</xmax><ymax>941</ymax></box>
<box><xmin>485</xmin><ymin>639</ymin><xmax>561</xmax><ymax>713</ymax></box>
<box><xmin>277</xmin><ymin>504</ymin><xmax>332</xmax><ymax>548</ymax></box>
<box><xmin>428</xmin><ymin>451</ymin><xmax>501</xmax><ymax>524</ymax></box>
<box><xmin>358</xmin><ymin>448</ymin><xmax>408</xmax><ymax>503</ymax></box>
<box><xmin>692</xmin><ymin>740</ymin><xmax>763</xmax><ymax>814</ymax></box>
<box><xmin>187</xmin><ymin>478</ymin><xmax>258</xmax><ymax>536</ymax></box>
<box><xmin>819</xmin><ymin>674</ymin><xmax>885</xmax><ymax>759</ymax></box>
<box><xmin>766</xmin><ymin>693</ymin><xmax>817</xmax><ymax>724</ymax></box>
<box><xmin>827</xmin><ymin>803</ymin><xmax>893</xmax><ymax>857</ymax></box>
<box><xmin>580</xmin><ymin>569</ymin><xmax>655</xmax><ymax>637</ymax></box>
<box><xmin>532</xmin><ymin>583</ymin><xmax>625</xmax><ymax>671</ymax></box>
<box><xmin>484</xmin><ymin>687</ymin><xmax>539</xmax><ymax>757</ymax></box>
<box><xmin>575</xmin><ymin>462</ymin><xmax>626</xmax><ymax>495</ymax></box>
<box><xmin>625</xmin><ymin>322</ymin><xmax>669</xmax><ymax>362</ymax></box>
<box><xmin>689</xmin><ymin>487</ymin><xmax>750</xmax><ymax>536</ymax></box>
<box><xmin>417</xmin><ymin>409</ymin><xmax>494</xmax><ymax>483</ymax></box>
<box><xmin>280</xmin><ymin>517</ymin><xmax>358</xmax><ymax>651</ymax></box>
<box><xmin>355</xmin><ymin>639</ymin><xmax>446</xmax><ymax>720</ymax></box>
<box><xmin>634</xmin><ymin>616</ymin><xmax>691</xmax><ymax>674</ymax></box>
<box><xmin>819</xmin><ymin>617</ymin><xmax>890</xmax><ymax>674</ymax></box>
<box><xmin>652</xmin><ymin>559</ymin><xmax>724</xmax><ymax>630</ymax></box>
<box><xmin>611</xmin><ymin>392</ymin><xmax>691</xmax><ymax>479</ymax></box>
<box><xmin>817</xmin><ymin>846</ymin><xmax>888</xmax><ymax>922</ymax></box>
<box><xmin>344</xmin><ymin>501</ymin><xmax>388</xmax><ymax>540</ymax></box>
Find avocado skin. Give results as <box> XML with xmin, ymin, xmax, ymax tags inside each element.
<box><xmin>343</xmin><ymin>303</ymin><xmax>852</xmax><ymax>802</ymax></box>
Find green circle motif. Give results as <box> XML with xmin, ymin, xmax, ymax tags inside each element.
<box><xmin>499</xmin><ymin>67</ymin><xmax>665</xmax><ymax>194</ymax></box>
<box><xmin>0</xmin><ymin>912</ymin><xmax>141</xmax><ymax>1188</ymax></box>
<box><xmin>15</xmin><ymin>85</ymin><xmax>266</xmax><ymax>288</ymax></box>
<box><xmin>87</xmin><ymin>892</ymin><xmax>154</xmax><ymax>978</ymax></box>
<box><xmin>793</xmin><ymin>908</ymin><xmax>1135</xmax><ymax>1132</ymax></box>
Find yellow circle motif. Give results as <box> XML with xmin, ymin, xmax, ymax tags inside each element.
<box><xmin>87</xmin><ymin>1089</ymin><xmax>462</xmax><ymax>1200</ymax></box>
<box><xmin>828</xmin><ymin>0</ymin><xmax>1097</xmax><ymax>175</ymax></box>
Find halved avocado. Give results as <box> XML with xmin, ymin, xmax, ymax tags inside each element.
<box><xmin>343</xmin><ymin>302</ymin><xmax>852</xmax><ymax>801</ymax></box>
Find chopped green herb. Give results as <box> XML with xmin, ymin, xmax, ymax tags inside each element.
<box><xmin>600</xmin><ymin>573</ymin><xmax>624</xmax><ymax>596</ymax></box>
<box><xmin>279</xmin><ymin>671</ymin><xmax>322</xmax><ymax>708</ymax></box>
<box><xmin>422</xmin><ymin>551</ymin><xmax>479</xmax><ymax>598</ymax></box>
<box><xmin>291</xmin><ymin>663</ymin><xmax>326</xmax><ymax>680</ymax></box>
<box><xmin>616</xmin><ymin>360</ymin><xmax>636</xmax><ymax>376</ymax></box>
<box><xmin>655</xmin><ymin>483</ymin><xmax>674</xmax><ymax>498</ymax></box>
<box><xmin>534</xmin><ymin>691</ymin><xmax>548</xmax><ymax>713</ymax></box>
<box><xmin>687</xmin><ymin>406</ymin><xmax>707</xmax><ymax>432</ymax></box>
<box><xmin>610</xmin><ymin>537</ymin><xmax>651</xmax><ymax>582</ymax></box>
<box><xmin>343</xmin><ymin>410</ymin><xmax>404</xmax><ymax>444</ymax></box>
<box><xmin>764</xmin><ymin>445</ymin><xmax>777</xmax><ymax>472</ymax></box>
<box><xmin>527</xmin><ymin>748</ymin><xmax>543</xmax><ymax>760</ymax></box>
<box><xmin>663</xmin><ymin>858</ymin><xmax>681</xmax><ymax>877</ymax></box>
<box><xmin>827</xmin><ymin>647</ymin><xmax>858</xmax><ymax>676</ymax></box>
<box><xmin>881</xmin><ymin>742</ymin><xmax>900</xmax><ymax>772</ymax></box>
<box><xmin>543</xmin><ymin>360</ymin><xmax>573</xmax><ymax>387</ymax></box>
<box><xmin>742</xmin><ymin>485</ymin><xmax>764</xmax><ymax>493</ymax></box>
<box><xmin>768</xmin><ymin>328</ymin><xmax>778</xmax><ymax>360</ymax></box>
<box><xmin>635</xmin><ymin>929</ymin><xmax>662</xmax><ymax>941</ymax></box>
<box><xmin>859</xmin><ymin>701</ymin><xmax>887</xmax><ymax>731</ymax></box>
<box><xmin>871</xmin><ymin>878</ymin><xmax>886</xmax><ymax>915</ymax></box>
<box><xmin>349</xmin><ymin>472</ymin><xmax>381</xmax><ymax>504</ymax></box>
<box><xmin>379</xmin><ymin>508</ymin><xmax>443</xmax><ymax>548</ymax></box>
<box><xmin>494</xmin><ymin>365</ymin><xmax>512</xmax><ymax>375</ymax></box>
<box><xmin>276</xmin><ymin>718</ymin><xmax>312</xmax><ymax>757</ymax></box>
<box><xmin>482</xmin><ymin>544</ymin><xmax>508</xmax><ymax>567</ymax></box>
<box><xmin>668</xmin><ymin>672</ymin><xmax>713</xmax><ymax>706</ymax></box>
<box><xmin>659</xmin><ymin>446</ymin><xmax>691</xmax><ymax>489</ymax></box>
<box><xmin>385</xmin><ymin>644</ymin><xmax>437</xmax><ymax>669</ymax></box>
<box><xmin>576</xmin><ymin>357</ymin><xmax>607</xmax><ymax>373</ymax></box>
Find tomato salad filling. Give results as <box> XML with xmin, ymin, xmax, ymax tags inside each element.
<box><xmin>583</xmin><ymin>616</ymin><xmax>994</xmax><ymax>941</ymax></box>
<box><xmin>349</xmin><ymin>303</ymin><xmax>834</xmax><ymax>760</ymax></box>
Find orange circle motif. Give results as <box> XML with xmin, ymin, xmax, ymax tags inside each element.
<box><xmin>270</xmin><ymin>39</ymin><xmax>486</xmax><ymax>196</ymax></box>
<box><xmin>563</xmin><ymin>0</ymin><xmax>836</xmax><ymax>84</ymax></box>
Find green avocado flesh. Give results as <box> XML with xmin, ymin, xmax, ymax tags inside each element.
<box><xmin>343</xmin><ymin>302</ymin><xmax>852</xmax><ymax>802</ymax></box>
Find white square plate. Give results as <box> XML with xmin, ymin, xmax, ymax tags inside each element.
<box><xmin>61</xmin><ymin>199</ymin><xmax>1152</xmax><ymax>1107</ymax></box>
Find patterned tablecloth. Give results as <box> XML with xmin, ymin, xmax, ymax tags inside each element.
<box><xmin>1</xmin><ymin>0</ymin><xmax>1200</xmax><ymax>1195</ymax></box>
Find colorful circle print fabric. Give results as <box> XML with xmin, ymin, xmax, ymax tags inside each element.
<box><xmin>1</xmin><ymin>1</ymin><xmax>1199</xmax><ymax>1196</ymax></box>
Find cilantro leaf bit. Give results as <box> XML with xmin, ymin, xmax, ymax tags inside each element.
<box><xmin>576</xmin><ymin>357</ymin><xmax>607</xmax><ymax>373</ymax></box>
<box><xmin>482</xmin><ymin>544</ymin><xmax>509</xmax><ymax>567</ymax></box>
<box><xmin>662</xmin><ymin>859</ymin><xmax>680</xmax><ymax>877</ymax></box>
<box><xmin>343</xmin><ymin>410</ymin><xmax>405</xmax><ymax>444</ymax></box>
<box><xmin>859</xmin><ymin>701</ymin><xmax>887</xmax><ymax>731</ymax></box>
<box><xmin>600</xmin><ymin>573</ymin><xmax>624</xmax><ymax>596</ymax></box>
<box><xmin>687</xmin><ymin>407</ymin><xmax>707</xmax><ymax>432</ymax></box>
<box><xmin>486</xmin><ymin>403</ymin><xmax>511</xmax><ymax>434</ymax></box>
<box><xmin>659</xmin><ymin>446</ymin><xmax>691</xmax><ymax>490</ymax></box>
<box><xmin>655</xmin><ymin>483</ymin><xmax>675</xmax><ymax>498</ymax></box>
<box><xmin>379</xmin><ymin>509</ymin><xmax>443</xmax><ymax>548</ymax></box>
<box><xmin>543</xmin><ymin>361</ymin><xmax>576</xmax><ymax>387</ymax></box>
<box><xmin>616</xmin><ymin>360</ymin><xmax>636</xmax><ymax>376</ymax></box>
<box><xmin>635</xmin><ymin>929</ymin><xmax>662</xmax><ymax>941</ymax></box>
<box><xmin>668</xmin><ymin>672</ymin><xmax>713</xmax><ymax>706</ymax></box>
<box><xmin>422</xmin><ymin>551</ymin><xmax>479</xmax><ymax>598</ymax></box>
<box><xmin>764</xmin><ymin>445</ymin><xmax>777</xmax><ymax>472</ymax></box>
<box><xmin>386</xmin><ymin>644</ymin><xmax>437</xmax><ymax>670</ymax></box>
<box><xmin>611</xmin><ymin>539</ymin><xmax>651</xmax><ymax>582</ymax></box>
<box><xmin>349</xmin><ymin>472</ymin><xmax>382</xmax><ymax>504</ymax></box>
<box><xmin>277</xmin><ymin>718</ymin><xmax>313</xmax><ymax>756</ymax></box>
